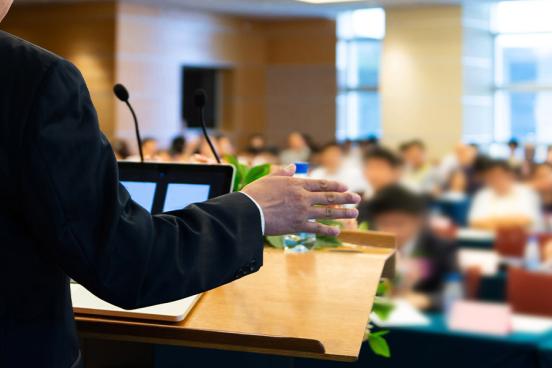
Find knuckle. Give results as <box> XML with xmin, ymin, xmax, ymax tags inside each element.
<box><xmin>326</xmin><ymin>193</ymin><xmax>336</xmax><ymax>204</ymax></box>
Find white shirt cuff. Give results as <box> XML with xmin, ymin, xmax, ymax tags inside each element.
<box><xmin>239</xmin><ymin>192</ymin><xmax>265</xmax><ymax>235</ymax></box>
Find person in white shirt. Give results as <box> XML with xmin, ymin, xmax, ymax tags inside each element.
<box><xmin>469</xmin><ymin>160</ymin><xmax>543</xmax><ymax>231</ymax></box>
<box><xmin>279</xmin><ymin>131</ymin><xmax>311</xmax><ymax>165</ymax></box>
<box><xmin>310</xmin><ymin>142</ymin><xmax>367</xmax><ymax>193</ymax></box>
<box><xmin>400</xmin><ymin>139</ymin><xmax>439</xmax><ymax>194</ymax></box>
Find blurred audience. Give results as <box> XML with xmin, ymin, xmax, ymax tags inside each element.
<box><xmin>530</xmin><ymin>163</ymin><xmax>552</xmax><ymax>214</ymax></box>
<box><xmin>520</xmin><ymin>143</ymin><xmax>537</xmax><ymax>179</ymax></box>
<box><xmin>280</xmin><ymin>131</ymin><xmax>311</xmax><ymax>165</ymax></box>
<box><xmin>441</xmin><ymin>169</ymin><xmax>468</xmax><ymax>202</ymax></box>
<box><xmin>469</xmin><ymin>159</ymin><xmax>543</xmax><ymax>231</ymax></box>
<box><xmin>310</xmin><ymin>142</ymin><xmax>367</xmax><ymax>193</ymax></box>
<box><xmin>357</xmin><ymin>147</ymin><xmax>403</xmax><ymax>223</ymax></box>
<box><xmin>112</xmin><ymin>138</ymin><xmax>130</xmax><ymax>160</ymax></box>
<box><xmin>400</xmin><ymin>139</ymin><xmax>439</xmax><ymax>194</ymax></box>
<box><xmin>368</xmin><ymin>185</ymin><xmax>457</xmax><ymax>310</ymax></box>
<box><xmin>168</xmin><ymin>135</ymin><xmax>187</xmax><ymax>161</ymax></box>
<box><xmin>245</xmin><ymin>133</ymin><xmax>267</xmax><ymax>155</ymax></box>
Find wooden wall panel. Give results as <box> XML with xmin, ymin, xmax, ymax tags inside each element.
<box><xmin>264</xmin><ymin>19</ymin><xmax>337</xmax><ymax>148</ymax></box>
<box><xmin>115</xmin><ymin>3</ymin><xmax>267</xmax><ymax>151</ymax></box>
<box><xmin>1</xmin><ymin>2</ymin><xmax>117</xmax><ymax>138</ymax></box>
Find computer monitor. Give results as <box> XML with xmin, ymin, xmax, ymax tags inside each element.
<box><xmin>118</xmin><ymin>162</ymin><xmax>235</xmax><ymax>214</ymax></box>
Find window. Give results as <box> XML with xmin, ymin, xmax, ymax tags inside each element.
<box><xmin>336</xmin><ymin>8</ymin><xmax>385</xmax><ymax>141</ymax></box>
<box><xmin>492</xmin><ymin>1</ymin><xmax>552</xmax><ymax>144</ymax></box>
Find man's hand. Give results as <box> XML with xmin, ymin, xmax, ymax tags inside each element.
<box><xmin>241</xmin><ymin>164</ymin><xmax>361</xmax><ymax>236</ymax></box>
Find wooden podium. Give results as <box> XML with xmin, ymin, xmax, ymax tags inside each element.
<box><xmin>75</xmin><ymin>230</ymin><xmax>395</xmax><ymax>363</ymax></box>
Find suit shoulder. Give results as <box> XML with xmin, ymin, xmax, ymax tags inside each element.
<box><xmin>0</xmin><ymin>31</ymin><xmax>64</xmax><ymax>81</ymax></box>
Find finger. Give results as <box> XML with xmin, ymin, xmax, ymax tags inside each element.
<box><xmin>301</xmin><ymin>179</ymin><xmax>348</xmax><ymax>193</ymax></box>
<box><xmin>299</xmin><ymin>221</ymin><xmax>341</xmax><ymax>237</ymax></box>
<box><xmin>308</xmin><ymin>206</ymin><xmax>359</xmax><ymax>220</ymax></box>
<box><xmin>309</xmin><ymin>191</ymin><xmax>361</xmax><ymax>206</ymax></box>
<box><xmin>270</xmin><ymin>164</ymin><xmax>296</xmax><ymax>177</ymax></box>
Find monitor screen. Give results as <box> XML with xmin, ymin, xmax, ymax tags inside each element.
<box><xmin>121</xmin><ymin>181</ymin><xmax>157</xmax><ymax>212</ymax></box>
<box><xmin>163</xmin><ymin>183</ymin><xmax>211</xmax><ymax>212</ymax></box>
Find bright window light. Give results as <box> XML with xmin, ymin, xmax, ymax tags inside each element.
<box><xmin>492</xmin><ymin>0</ymin><xmax>552</xmax><ymax>34</ymax></box>
<box><xmin>337</xmin><ymin>8</ymin><xmax>385</xmax><ymax>40</ymax></box>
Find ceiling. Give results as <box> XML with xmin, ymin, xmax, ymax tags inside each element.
<box><xmin>17</xmin><ymin>0</ymin><xmax>485</xmax><ymax>17</ymax></box>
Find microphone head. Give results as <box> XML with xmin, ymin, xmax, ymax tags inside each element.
<box><xmin>113</xmin><ymin>83</ymin><xmax>129</xmax><ymax>102</ymax></box>
<box><xmin>194</xmin><ymin>89</ymin><xmax>207</xmax><ymax>108</ymax></box>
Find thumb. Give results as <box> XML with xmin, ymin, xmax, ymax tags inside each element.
<box><xmin>270</xmin><ymin>164</ymin><xmax>296</xmax><ymax>177</ymax></box>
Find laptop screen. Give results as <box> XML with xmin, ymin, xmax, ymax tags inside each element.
<box><xmin>121</xmin><ymin>181</ymin><xmax>157</xmax><ymax>212</ymax></box>
<box><xmin>163</xmin><ymin>183</ymin><xmax>211</xmax><ymax>212</ymax></box>
<box><xmin>118</xmin><ymin>162</ymin><xmax>234</xmax><ymax>214</ymax></box>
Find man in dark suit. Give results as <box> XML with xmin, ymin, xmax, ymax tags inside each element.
<box><xmin>0</xmin><ymin>2</ymin><xmax>361</xmax><ymax>366</ymax></box>
<box><xmin>367</xmin><ymin>185</ymin><xmax>458</xmax><ymax>310</ymax></box>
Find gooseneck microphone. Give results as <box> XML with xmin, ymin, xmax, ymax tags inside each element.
<box><xmin>113</xmin><ymin>83</ymin><xmax>144</xmax><ymax>163</ymax></box>
<box><xmin>194</xmin><ymin>89</ymin><xmax>221</xmax><ymax>164</ymax></box>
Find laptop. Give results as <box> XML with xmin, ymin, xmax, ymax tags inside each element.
<box><xmin>118</xmin><ymin>161</ymin><xmax>235</xmax><ymax>214</ymax></box>
<box><xmin>71</xmin><ymin>162</ymin><xmax>235</xmax><ymax>322</ymax></box>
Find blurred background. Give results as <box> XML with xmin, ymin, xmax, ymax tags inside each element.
<box><xmin>4</xmin><ymin>0</ymin><xmax>552</xmax><ymax>367</ymax></box>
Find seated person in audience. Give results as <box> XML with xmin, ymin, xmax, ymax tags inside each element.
<box><xmin>111</xmin><ymin>138</ymin><xmax>130</xmax><ymax>160</ymax></box>
<box><xmin>245</xmin><ymin>133</ymin><xmax>267</xmax><ymax>155</ymax></box>
<box><xmin>280</xmin><ymin>131</ymin><xmax>311</xmax><ymax>165</ymax></box>
<box><xmin>507</xmin><ymin>137</ymin><xmax>521</xmax><ymax>169</ymax></box>
<box><xmin>217</xmin><ymin>134</ymin><xmax>236</xmax><ymax>157</ymax></box>
<box><xmin>168</xmin><ymin>135</ymin><xmax>187</xmax><ymax>161</ymax></box>
<box><xmin>438</xmin><ymin>143</ymin><xmax>478</xmax><ymax>190</ymax></box>
<box><xmin>310</xmin><ymin>142</ymin><xmax>367</xmax><ymax>193</ymax></box>
<box><xmin>547</xmin><ymin>145</ymin><xmax>552</xmax><ymax>165</ymax></box>
<box><xmin>400</xmin><ymin>139</ymin><xmax>439</xmax><ymax>194</ymax></box>
<box><xmin>520</xmin><ymin>143</ymin><xmax>537</xmax><ymax>179</ymax></box>
<box><xmin>469</xmin><ymin>159</ymin><xmax>543</xmax><ymax>231</ymax></box>
<box><xmin>127</xmin><ymin>137</ymin><xmax>159</xmax><ymax>161</ymax></box>
<box><xmin>357</xmin><ymin>147</ymin><xmax>403</xmax><ymax>222</ymax></box>
<box><xmin>369</xmin><ymin>185</ymin><xmax>457</xmax><ymax>310</ymax></box>
<box><xmin>440</xmin><ymin>169</ymin><xmax>468</xmax><ymax>202</ymax></box>
<box><xmin>529</xmin><ymin>163</ymin><xmax>552</xmax><ymax>214</ymax></box>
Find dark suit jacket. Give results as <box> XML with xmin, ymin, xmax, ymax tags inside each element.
<box><xmin>0</xmin><ymin>31</ymin><xmax>264</xmax><ymax>368</ymax></box>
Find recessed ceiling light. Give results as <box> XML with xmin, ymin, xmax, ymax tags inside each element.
<box><xmin>296</xmin><ymin>0</ymin><xmax>365</xmax><ymax>4</ymax></box>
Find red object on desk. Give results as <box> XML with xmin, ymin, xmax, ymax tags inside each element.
<box><xmin>495</xmin><ymin>227</ymin><xmax>528</xmax><ymax>257</ymax></box>
<box><xmin>508</xmin><ymin>267</ymin><xmax>552</xmax><ymax>317</ymax></box>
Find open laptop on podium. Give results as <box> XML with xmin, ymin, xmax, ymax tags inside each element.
<box><xmin>71</xmin><ymin>162</ymin><xmax>235</xmax><ymax>322</ymax></box>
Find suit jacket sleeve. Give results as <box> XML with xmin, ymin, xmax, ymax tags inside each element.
<box><xmin>20</xmin><ymin>58</ymin><xmax>264</xmax><ymax>309</ymax></box>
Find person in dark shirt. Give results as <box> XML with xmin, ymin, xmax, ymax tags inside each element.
<box><xmin>357</xmin><ymin>147</ymin><xmax>403</xmax><ymax>224</ymax></box>
<box><xmin>368</xmin><ymin>185</ymin><xmax>458</xmax><ymax>310</ymax></box>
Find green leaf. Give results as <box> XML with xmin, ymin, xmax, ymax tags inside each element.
<box><xmin>358</xmin><ymin>221</ymin><xmax>370</xmax><ymax>231</ymax></box>
<box><xmin>367</xmin><ymin>332</ymin><xmax>391</xmax><ymax>358</ymax></box>
<box><xmin>372</xmin><ymin>297</ymin><xmax>394</xmax><ymax>321</ymax></box>
<box><xmin>265</xmin><ymin>235</ymin><xmax>285</xmax><ymax>249</ymax></box>
<box><xmin>224</xmin><ymin>155</ymin><xmax>243</xmax><ymax>192</ymax></box>
<box><xmin>376</xmin><ymin>280</ymin><xmax>390</xmax><ymax>296</ymax></box>
<box><xmin>243</xmin><ymin>164</ymin><xmax>271</xmax><ymax>186</ymax></box>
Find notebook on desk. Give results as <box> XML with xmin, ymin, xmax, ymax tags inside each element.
<box><xmin>71</xmin><ymin>284</ymin><xmax>201</xmax><ymax>322</ymax></box>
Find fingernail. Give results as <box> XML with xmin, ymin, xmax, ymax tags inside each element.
<box><xmin>286</xmin><ymin>164</ymin><xmax>296</xmax><ymax>172</ymax></box>
<box><xmin>350</xmin><ymin>209</ymin><xmax>359</xmax><ymax>218</ymax></box>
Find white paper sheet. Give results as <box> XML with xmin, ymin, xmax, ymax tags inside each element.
<box><xmin>371</xmin><ymin>299</ymin><xmax>431</xmax><ymax>327</ymax></box>
<box><xmin>71</xmin><ymin>284</ymin><xmax>201</xmax><ymax>322</ymax></box>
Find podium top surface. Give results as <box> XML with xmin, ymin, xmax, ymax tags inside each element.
<box><xmin>76</xmin><ymin>230</ymin><xmax>395</xmax><ymax>362</ymax></box>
